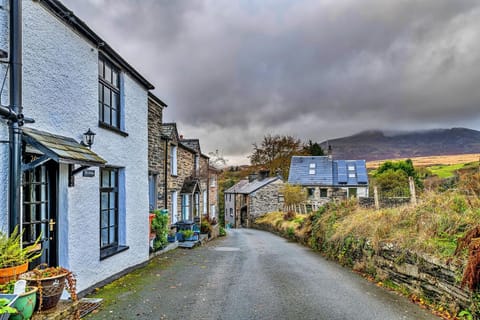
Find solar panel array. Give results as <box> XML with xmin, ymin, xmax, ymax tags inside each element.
<box><xmin>356</xmin><ymin>160</ymin><xmax>368</xmax><ymax>184</ymax></box>
<box><xmin>337</xmin><ymin>160</ymin><xmax>348</xmax><ymax>184</ymax></box>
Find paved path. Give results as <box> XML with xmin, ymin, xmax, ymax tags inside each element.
<box><xmin>87</xmin><ymin>229</ymin><xmax>439</xmax><ymax>320</ymax></box>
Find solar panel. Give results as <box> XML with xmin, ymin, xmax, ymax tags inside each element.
<box><xmin>337</xmin><ymin>160</ymin><xmax>348</xmax><ymax>184</ymax></box>
<box><xmin>356</xmin><ymin>160</ymin><xmax>368</xmax><ymax>184</ymax></box>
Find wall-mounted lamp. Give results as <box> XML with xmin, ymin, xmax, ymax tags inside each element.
<box><xmin>82</xmin><ymin>128</ymin><xmax>96</xmax><ymax>148</ymax></box>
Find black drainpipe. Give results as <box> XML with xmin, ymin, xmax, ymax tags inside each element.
<box><xmin>8</xmin><ymin>0</ymin><xmax>23</xmax><ymax>234</ymax></box>
<box><xmin>163</xmin><ymin>136</ymin><xmax>169</xmax><ymax>210</ymax></box>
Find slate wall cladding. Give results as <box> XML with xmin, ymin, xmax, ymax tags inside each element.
<box><xmin>1</xmin><ymin>1</ymin><xmax>150</xmax><ymax>292</ymax></box>
<box><xmin>248</xmin><ymin>180</ymin><xmax>285</xmax><ymax>219</ymax></box>
<box><xmin>148</xmin><ymin>98</ymin><xmax>166</xmax><ymax>209</ymax></box>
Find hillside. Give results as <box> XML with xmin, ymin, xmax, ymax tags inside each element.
<box><xmin>321</xmin><ymin>128</ymin><xmax>480</xmax><ymax>161</ymax></box>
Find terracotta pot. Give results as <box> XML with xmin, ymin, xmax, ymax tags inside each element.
<box><xmin>0</xmin><ymin>262</ymin><xmax>28</xmax><ymax>284</ymax></box>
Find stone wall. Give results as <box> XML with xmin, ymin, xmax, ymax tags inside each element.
<box><xmin>148</xmin><ymin>98</ymin><xmax>166</xmax><ymax>210</ymax></box>
<box><xmin>358</xmin><ymin>197</ymin><xmax>411</xmax><ymax>208</ymax></box>
<box><xmin>249</xmin><ymin>180</ymin><xmax>285</xmax><ymax>220</ymax></box>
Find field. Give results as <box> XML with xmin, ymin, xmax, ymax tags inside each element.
<box><xmin>366</xmin><ymin>153</ymin><xmax>480</xmax><ymax>169</ymax></box>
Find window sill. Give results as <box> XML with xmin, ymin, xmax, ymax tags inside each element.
<box><xmin>98</xmin><ymin>122</ymin><xmax>129</xmax><ymax>137</ymax></box>
<box><xmin>100</xmin><ymin>245</ymin><xmax>129</xmax><ymax>260</ymax></box>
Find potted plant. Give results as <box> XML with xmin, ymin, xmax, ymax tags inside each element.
<box><xmin>0</xmin><ymin>280</ymin><xmax>37</xmax><ymax>320</ymax></box>
<box><xmin>0</xmin><ymin>227</ymin><xmax>41</xmax><ymax>284</ymax></box>
<box><xmin>20</xmin><ymin>265</ymin><xmax>77</xmax><ymax>311</ymax></box>
<box><xmin>151</xmin><ymin>209</ymin><xmax>169</xmax><ymax>250</ymax></box>
<box><xmin>0</xmin><ymin>294</ymin><xmax>18</xmax><ymax>320</ymax></box>
<box><xmin>180</xmin><ymin>230</ymin><xmax>197</xmax><ymax>241</ymax></box>
<box><xmin>167</xmin><ymin>229</ymin><xmax>176</xmax><ymax>243</ymax></box>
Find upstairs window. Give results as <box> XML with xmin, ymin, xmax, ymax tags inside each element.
<box><xmin>170</xmin><ymin>145</ymin><xmax>178</xmax><ymax>175</ymax></box>
<box><xmin>99</xmin><ymin>57</ymin><xmax>121</xmax><ymax>129</ymax></box>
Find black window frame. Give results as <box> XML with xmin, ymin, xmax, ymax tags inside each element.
<box><xmin>98</xmin><ymin>57</ymin><xmax>121</xmax><ymax>130</ymax></box>
<box><xmin>100</xmin><ymin>167</ymin><xmax>119</xmax><ymax>253</ymax></box>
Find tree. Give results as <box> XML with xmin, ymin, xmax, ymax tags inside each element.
<box><xmin>249</xmin><ymin>134</ymin><xmax>306</xmax><ymax>178</ymax></box>
<box><xmin>373</xmin><ymin>159</ymin><xmax>423</xmax><ymax>196</ymax></box>
<box><xmin>304</xmin><ymin>140</ymin><xmax>325</xmax><ymax>156</ymax></box>
<box><xmin>281</xmin><ymin>184</ymin><xmax>307</xmax><ymax>206</ymax></box>
<box><xmin>208</xmin><ymin>149</ymin><xmax>228</xmax><ymax>169</ymax></box>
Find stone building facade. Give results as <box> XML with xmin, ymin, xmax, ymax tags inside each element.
<box><xmin>148</xmin><ymin>93</ymin><xmax>167</xmax><ymax>210</ymax></box>
<box><xmin>225</xmin><ymin>176</ymin><xmax>284</xmax><ymax>228</ymax></box>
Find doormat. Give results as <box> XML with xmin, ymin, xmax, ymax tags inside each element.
<box><xmin>78</xmin><ymin>298</ymin><xmax>103</xmax><ymax>318</ymax></box>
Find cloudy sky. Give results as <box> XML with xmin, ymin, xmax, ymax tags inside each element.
<box><xmin>62</xmin><ymin>0</ymin><xmax>480</xmax><ymax>165</ymax></box>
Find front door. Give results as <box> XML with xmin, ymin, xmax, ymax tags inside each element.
<box><xmin>22</xmin><ymin>158</ymin><xmax>58</xmax><ymax>267</ymax></box>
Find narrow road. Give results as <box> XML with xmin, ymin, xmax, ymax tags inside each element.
<box><xmin>88</xmin><ymin>229</ymin><xmax>439</xmax><ymax>320</ymax></box>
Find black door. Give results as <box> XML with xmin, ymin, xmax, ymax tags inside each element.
<box><xmin>22</xmin><ymin>157</ymin><xmax>58</xmax><ymax>267</ymax></box>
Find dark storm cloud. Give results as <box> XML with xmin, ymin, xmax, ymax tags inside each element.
<box><xmin>62</xmin><ymin>0</ymin><xmax>480</xmax><ymax>163</ymax></box>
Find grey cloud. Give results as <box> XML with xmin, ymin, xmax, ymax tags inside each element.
<box><xmin>61</xmin><ymin>0</ymin><xmax>480</xmax><ymax>164</ymax></box>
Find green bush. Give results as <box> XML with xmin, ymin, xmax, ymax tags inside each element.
<box><xmin>219</xmin><ymin>227</ymin><xmax>227</xmax><ymax>237</ymax></box>
<box><xmin>151</xmin><ymin>210</ymin><xmax>169</xmax><ymax>250</ymax></box>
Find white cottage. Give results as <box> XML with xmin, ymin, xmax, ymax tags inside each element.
<box><xmin>0</xmin><ymin>0</ymin><xmax>154</xmax><ymax>293</ymax></box>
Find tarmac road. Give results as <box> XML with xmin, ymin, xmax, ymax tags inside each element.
<box><xmin>87</xmin><ymin>228</ymin><xmax>439</xmax><ymax>320</ymax></box>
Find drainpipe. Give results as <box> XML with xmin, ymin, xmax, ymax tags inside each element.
<box><xmin>8</xmin><ymin>0</ymin><xmax>22</xmax><ymax>233</ymax></box>
<box><xmin>163</xmin><ymin>136</ymin><xmax>169</xmax><ymax>210</ymax></box>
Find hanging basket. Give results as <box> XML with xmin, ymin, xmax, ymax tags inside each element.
<box><xmin>0</xmin><ymin>262</ymin><xmax>28</xmax><ymax>285</ymax></box>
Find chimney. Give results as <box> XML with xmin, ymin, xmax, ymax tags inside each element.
<box><xmin>327</xmin><ymin>145</ymin><xmax>333</xmax><ymax>159</ymax></box>
<box><xmin>248</xmin><ymin>173</ymin><xmax>258</xmax><ymax>182</ymax></box>
<box><xmin>258</xmin><ymin>169</ymin><xmax>270</xmax><ymax>181</ymax></box>
<box><xmin>180</xmin><ymin>134</ymin><xmax>184</xmax><ymax>140</ymax></box>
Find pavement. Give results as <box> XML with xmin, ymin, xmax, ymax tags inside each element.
<box><xmin>86</xmin><ymin>229</ymin><xmax>439</xmax><ymax>320</ymax></box>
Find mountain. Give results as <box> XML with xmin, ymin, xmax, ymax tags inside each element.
<box><xmin>320</xmin><ymin>128</ymin><xmax>480</xmax><ymax>161</ymax></box>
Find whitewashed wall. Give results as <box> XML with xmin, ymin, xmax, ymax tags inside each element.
<box><xmin>0</xmin><ymin>0</ymin><xmax>150</xmax><ymax>292</ymax></box>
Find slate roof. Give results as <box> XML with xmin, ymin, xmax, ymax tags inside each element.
<box><xmin>225</xmin><ymin>177</ymin><xmax>281</xmax><ymax>195</ymax></box>
<box><xmin>180</xmin><ymin>178</ymin><xmax>201</xmax><ymax>194</ymax></box>
<box><xmin>180</xmin><ymin>139</ymin><xmax>201</xmax><ymax>154</ymax></box>
<box><xmin>161</xmin><ymin>123</ymin><xmax>178</xmax><ymax>140</ymax></box>
<box><xmin>288</xmin><ymin>156</ymin><xmax>368</xmax><ymax>186</ymax></box>
<box><xmin>22</xmin><ymin>127</ymin><xmax>107</xmax><ymax>166</ymax></box>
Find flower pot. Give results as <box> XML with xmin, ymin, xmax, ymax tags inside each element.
<box><xmin>22</xmin><ymin>273</ymin><xmax>66</xmax><ymax>311</ymax></box>
<box><xmin>167</xmin><ymin>235</ymin><xmax>176</xmax><ymax>243</ymax></box>
<box><xmin>0</xmin><ymin>293</ymin><xmax>18</xmax><ymax>320</ymax></box>
<box><xmin>9</xmin><ymin>286</ymin><xmax>37</xmax><ymax>320</ymax></box>
<box><xmin>0</xmin><ymin>262</ymin><xmax>28</xmax><ymax>285</ymax></box>
<box><xmin>176</xmin><ymin>232</ymin><xmax>184</xmax><ymax>242</ymax></box>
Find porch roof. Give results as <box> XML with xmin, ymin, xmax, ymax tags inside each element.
<box><xmin>180</xmin><ymin>178</ymin><xmax>201</xmax><ymax>194</ymax></box>
<box><xmin>22</xmin><ymin>127</ymin><xmax>107</xmax><ymax>167</ymax></box>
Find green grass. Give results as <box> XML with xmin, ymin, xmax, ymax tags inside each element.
<box><xmin>429</xmin><ymin>163</ymin><xmax>466</xmax><ymax>178</ymax></box>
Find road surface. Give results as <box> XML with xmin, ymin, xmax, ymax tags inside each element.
<box><xmin>87</xmin><ymin>228</ymin><xmax>438</xmax><ymax>320</ymax></box>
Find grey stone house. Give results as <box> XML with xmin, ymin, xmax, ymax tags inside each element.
<box><xmin>225</xmin><ymin>173</ymin><xmax>284</xmax><ymax>228</ymax></box>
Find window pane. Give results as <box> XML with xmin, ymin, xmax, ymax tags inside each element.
<box><xmin>101</xmin><ymin>228</ymin><xmax>108</xmax><ymax>246</ymax></box>
<box><xmin>110</xmin><ymin>171</ymin><xmax>116</xmax><ymax>187</ymax></box>
<box><xmin>112</xmin><ymin>70</ymin><xmax>118</xmax><ymax>88</ymax></box>
<box><xmin>102</xmin><ymin>170</ymin><xmax>110</xmax><ymax>187</ymax></box>
<box><xmin>98</xmin><ymin>59</ymin><xmax>104</xmax><ymax>78</ymax></box>
<box><xmin>109</xmin><ymin>192</ymin><xmax>115</xmax><ymax>209</ymax></box>
<box><xmin>109</xmin><ymin>209</ymin><xmax>116</xmax><ymax>226</ymax></box>
<box><xmin>111</xmin><ymin>109</ymin><xmax>117</xmax><ymax>127</ymax></box>
<box><xmin>101</xmin><ymin>211</ymin><xmax>108</xmax><ymax>228</ymax></box>
<box><xmin>109</xmin><ymin>226</ymin><xmax>116</xmax><ymax>242</ymax></box>
<box><xmin>103</xmin><ymin>87</ymin><xmax>111</xmax><ymax>107</ymax></box>
<box><xmin>105</xmin><ymin>63</ymin><xmax>112</xmax><ymax>83</ymax></box>
<box><xmin>101</xmin><ymin>192</ymin><xmax>108</xmax><ymax>210</ymax></box>
<box><xmin>103</xmin><ymin>106</ymin><xmax>111</xmax><ymax>125</ymax></box>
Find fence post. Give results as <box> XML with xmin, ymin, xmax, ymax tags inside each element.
<box><xmin>409</xmin><ymin>176</ymin><xmax>417</xmax><ymax>205</ymax></box>
<box><xmin>374</xmin><ymin>186</ymin><xmax>380</xmax><ymax>210</ymax></box>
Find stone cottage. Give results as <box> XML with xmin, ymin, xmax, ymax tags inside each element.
<box><xmin>288</xmin><ymin>156</ymin><xmax>369</xmax><ymax>206</ymax></box>
<box><xmin>225</xmin><ymin>172</ymin><xmax>284</xmax><ymax>228</ymax></box>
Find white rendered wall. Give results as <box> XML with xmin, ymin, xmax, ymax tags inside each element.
<box><xmin>9</xmin><ymin>1</ymin><xmax>150</xmax><ymax>292</ymax></box>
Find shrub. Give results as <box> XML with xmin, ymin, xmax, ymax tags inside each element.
<box><xmin>201</xmin><ymin>219</ymin><xmax>213</xmax><ymax>234</ymax></box>
<box><xmin>151</xmin><ymin>210</ymin><xmax>169</xmax><ymax>250</ymax></box>
<box><xmin>219</xmin><ymin>227</ymin><xmax>227</xmax><ymax>237</ymax></box>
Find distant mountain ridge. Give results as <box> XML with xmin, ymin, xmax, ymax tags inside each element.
<box><xmin>320</xmin><ymin>128</ymin><xmax>480</xmax><ymax>161</ymax></box>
